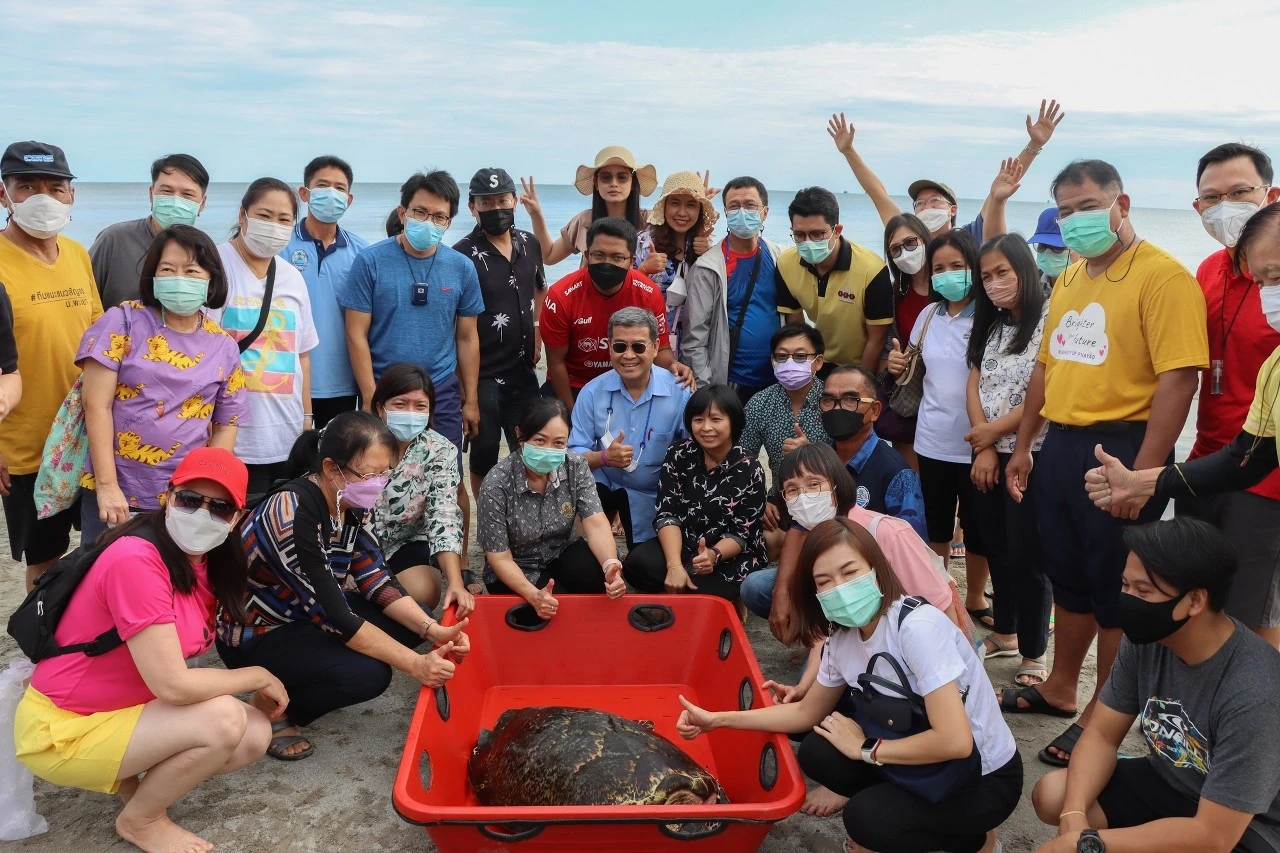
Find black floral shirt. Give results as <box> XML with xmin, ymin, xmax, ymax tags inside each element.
<box><xmin>653</xmin><ymin>439</ymin><xmax>768</xmax><ymax>582</ymax></box>
<box><xmin>453</xmin><ymin>225</ymin><xmax>546</xmax><ymax>382</ymax></box>
<box><xmin>740</xmin><ymin>379</ymin><xmax>830</xmax><ymax>493</ymax></box>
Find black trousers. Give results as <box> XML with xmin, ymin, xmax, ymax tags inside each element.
<box><xmin>623</xmin><ymin>538</ymin><xmax>742</xmax><ymax>600</ymax></box>
<box><xmin>471</xmin><ymin>371</ymin><xmax>541</xmax><ymax>478</ymax></box>
<box><xmin>311</xmin><ymin>395</ymin><xmax>360</xmax><ymax>429</ymax></box>
<box><xmin>596</xmin><ymin>484</ymin><xmax>636</xmax><ymax>550</ymax></box>
<box><xmin>972</xmin><ymin>451</ymin><xmax>1053</xmax><ymax>658</ymax></box>
<box><xmin>245</xmin><ymin>461</ymin><xmax>293</xmax><ymax>502</ymax></box>
<box><xmin>215</xmin><ymin>592</ymin><xmax>421</xmax><ymax>727</ymax></box>
<box><xmin>798</xmin><ymin>734</ymin><xmax>1023</xmax><ymax>853</ymax></box>
<box><xmin>485</xmin><ymin>538</ymin><xmax>606</xmax><ymax>595</ymax></box>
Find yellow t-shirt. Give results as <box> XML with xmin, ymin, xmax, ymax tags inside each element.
<box><xmin>1244</xmin><ymin>346</ymin><xmax>1280</xmax><ymax>452</ymax></box>
<box><xmin>0</xmin><ymin>233</ymin><xmax>102</xmax><ymax>474</ymax></box>
<box><xmin>776</xmin><ymin>239</ymin><xmax>894</xmax><ymax>366</ymax></box>
<box><xmin>1038</xmin><ymin>241</ymin><xmax>1208</xmax><ymax>426</ymax></box>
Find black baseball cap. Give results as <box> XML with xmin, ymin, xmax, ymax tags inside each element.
<box><xmin>469</xmin><ymin>167</ymin><xmax>516</xmax><ymax>197</ymax></box>
<box><xmin>1</xmin><ymin>141</ymin><xmax>75</xmax><ymax>180</ymax></box>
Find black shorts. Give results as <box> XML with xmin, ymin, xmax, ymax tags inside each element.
<box><xmin>1</xmin><ymin>472</ymin><xmax>80</xmax><ymax>565</ymax></box>
<box><xmin>471</xmin><ymin>371</ymin><xmax>540</xmax><ymax>478</ymax></box>
<box><xmin>384</xmin><ymin>541</ymin><xmax>437</xmax><ymax>575</ymax></box>
<box><xmin>916</xmin><ymin>454</ymin><xmax>986</xmax><ymax>553</ymax></box>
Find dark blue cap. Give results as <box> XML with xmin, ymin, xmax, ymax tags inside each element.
<box><xmin>1029</xmin><ymin>206</ymin><xmax>1064</xmax><ymax>248</ymax></box>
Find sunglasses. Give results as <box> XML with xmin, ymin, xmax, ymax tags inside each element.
<box><xmin>612</xmin><ymin>340</ymin><xmax>650</xmax><ymax>354</ymax></box>
<box><xmin>170</xmin><ymin>489</ymin><xmax>238</xmax><ymax>523</ymax></box>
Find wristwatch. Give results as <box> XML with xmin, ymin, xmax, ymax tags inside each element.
<box><xmin>1077</xmin><ymin>829</ymin><xmax>1105</xmax><ymax>853</ymax></box>
<box><xmin>860</xmin><ymin>737</ymin><xmax>883</xmax><ymax>766</ymax></box>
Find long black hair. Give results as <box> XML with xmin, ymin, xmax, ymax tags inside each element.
<box><xmin>925</xmin><ymin>228</ymin><xmax>980</xmax><ymax>302</ymax></box>
<box><xmin>98</xmin><ymin>507</ymin><xmax>249</xmax><ymax>623</ymax></box>
<box><xmin>591</xmin><ymin>170</ymin><xmax>643</xmax><ymax>228</ymax></box>
<box><xmin>883</xmin><ymin>213</ymin><xmax>934</xmax><ymax>299</ymax></box>
<box><xmin>286</xmin><ymin>411</ymin><xmax>399</xmax><ymax>479</ymax></box>
<box><xmin>968</xmin><ymin>233</ymin><xmax>1047</xmax><ymax>368</ymax></box>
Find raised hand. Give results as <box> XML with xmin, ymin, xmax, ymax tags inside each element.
<box><xmin>640</xmin><ymin>251</ymin><xmax>668</xmax><ymax>275</ymax></box>
<box><xmin>701</xmin><ymin>170</ymin><xmax>720</xmax><ymax>200</ymax></box>
<box><xmin>691</xmin><ymin>537</ymin><xmax>715</xmax><ymax>575</ymax></box>
<box><xmin>781</xmin><ymin>422</ymin><xmax>810</xmax><ymax>455</ymax></box>
<box><xmin>519</xmin><ymin>176</ymin><xmax>542</xmax><ymax>218</ymax></box>
<box><xmin>1026</xmin><ymin>99</ymin><xmax>1065</xmax><ymax>150</ymax></box>
<box><xmin>827</xmin><ymin>112</ymin><xmax>856</xmax><ymax>154</ymax></box>
<box><xmin>990</xmin><ymin>157</ymin><xmax>1024</xmax><ymax>203</ymax></box>
<box><xmin>675</xmin><ymin>694</ymin><xmax>717</xmax><ymax>739</ymax></box>
<box><xmin>604</xmin><ymin>430</ymin><xmax>634</xmax><ymax>469</ymax></box>
<box><xmin>532</xmin><ymin>579</ymin><xmax>559</xmax><ymax>620</ymax></box>
<box><xmin>886</xmin><ymin>338</ymin><xmax>909</xmax><ymax>377</ymax></box>
<box><xmin>692</xmin><ymin>234</ymin><xmax>712</xmax><ymax>256</ymax></box>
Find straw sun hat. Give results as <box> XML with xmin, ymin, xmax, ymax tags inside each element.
<box><xmin>647</xmin><ymin>171</ymin><xmax>719</xmax><ymax>230</ymax></box>
<box><xmin>574</xmin><ymin>146</ymin><xmax>659</xmax><ymax>197</ymax></box>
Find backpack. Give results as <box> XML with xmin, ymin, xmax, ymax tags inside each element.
<box><xmin>6</xmin><ymin>523</ymin><xmax>176</xmax><ymax>663</ymax></box>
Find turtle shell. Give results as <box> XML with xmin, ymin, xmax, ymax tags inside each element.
<box><xmin>468</xmin><ymin>707</ymin><xmax>721</xmax><ymax>807</ymax></box>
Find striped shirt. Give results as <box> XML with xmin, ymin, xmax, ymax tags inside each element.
<box><xmin>216</xmin><ymin>478</ymin><xmax>405</xmax><ymax>646</ymax></box>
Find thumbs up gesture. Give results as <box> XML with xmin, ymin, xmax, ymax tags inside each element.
<box><xmin>603</xmin><ymin>558</ymin><xmax>626</xmax><ymax>600</ymax></box>
<box><xmin>886</xmin><ymin>337</ymin><xmax>909</xmax><ymax>376</ymax></box>
<box><xmin>1085</xmin><ymin>443</ymin><xmax>1148</xmax><ymax>520</ymax></box>
<box><xmin>782</xmin><ymin>421</ymin><xmax>810</xmax><ymax>455</ymax></box>
<box><xmin>691</xmin><ymin>537</ymin><xmax>717</xmax><ymax>575</ymax></box>
<box><xmin>605</xmin><ymin>429</ymin><xmax>634</xmax><ymax>469</ymax></box>
<box><xmin>413</xmin><ymin>643</ymin><xmax>458</xmax><ymax>688</ymax></box>
<box><xmin>676</xmin><ymin>694</ymin><xmax>717</xmax><ymax>739</ymax></box>
<box><xmin>532</xmin><ymin>578</ymin><xmax>560</xmax><ymax>620</ymax></box>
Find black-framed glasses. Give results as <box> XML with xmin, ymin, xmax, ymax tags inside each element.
<box><xmin>587</xmin><ymin>250</ymin><xmax>632</xmax><ymax>265</ymax></box>
<box><xmin>612</xmin><ymin>340</ymin><xmax>650</xmax><ymax>354</ymax></box>
<box><xmin>170</xmin><ymin>489</ymin><xmax>238</xmax><ymax>523</ymax></box>
<box><xmin>771</xmin><ymin>351</ymin><xmax>816</xmax><ymax>364</ymax></box>
<box><xmin>818</xmin><ymin>393</ymin><xmax>877</xmax><ymax>412</ymax></box>
<box><xmin>406</xmin><ymin>208</ymin><xmax>452</xmax><ymax>226</ymax></box>
<box><xmin>889</xmin><ymin>237</ymin><xmax>921</xmax><ymax>258</ymax></box>
<box><xmin>791</xmin><ymin>228</ymin><xmax>833</xmax><ymax>243</ymax></box>
<box><xmin>1195</xmin><ymin>185</ymin><xmax>1270</xmax><ymax>206</ymax></box>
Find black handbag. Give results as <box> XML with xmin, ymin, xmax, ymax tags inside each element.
<box><xmin>846</xmin><ymin>596</ymin><xmax>982</xmax><ymax>803</ymax></box>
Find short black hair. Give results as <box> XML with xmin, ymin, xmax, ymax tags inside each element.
<box><xmin>150</xmin><ymin>154</ymin><xmax>209</xmax><ymax>192</ymax></box>
<box><xmin>788</xmin><ymin>186</ymin><xmax>840</xmax><ymax>228</ymax></box>
<box><xmin>825</xmin><ymin>364</ymin><xmax>878</xmax><ymax>396</ymax></box>
<box><xmin>138</xmin><ymin>225</ymin><xmax>228</xmax><ymax>311</ymax></box>
<box><xmin>286</xmin><ymin>411</ymin><xmax>399</xmax><ymax>479</ymax></box>
<box><xmin>1196</xmin><ymin>143</ymin><xmax>1273</xmax><ymax>186</ymax></box>
<box><xmin>779</xmin><ymin>443</ymin><xmax>858</xmax><ymax>515</ymax></box>
<box><xmin>370</xmin><ymin>363</ymin><xmax>435</xmax><ymax>429</ymax></box>
<box><xmin>385</xmin><ymin>208</ymin><xmax>403</xmax><ymax>238</ymax></box>
<box><xmin>684</xmin><ymin>384</ymin><xmax>745</xmax><ymax>445</ymax></box>
<box><xmin>722</xmin><ymin>176</ymin><xmax>768</xmax><ymax>207</ymax></box>
<box><xmin>399</xmin><ymin>169</ymin><xmax>460</xmax><ymax>217</ymax></box>
<box><xmin>1122</xmin><ymin>517</ymin><xmax>1238</xmax><ymax>612</ymax></box>
<box><xmin>1233</xmin><ymin>200</ymin><xmax>1280</xmax><ymax>275</ymax></box>
<box><xmin>304</xmin><ymin>155</ymin><xmax>354</xmax><ymax>188</ymax></box>
<box><xmin>517</xmin><ymin>397</ymin><xmax>571</xmax><ymax>442</ymax></box>
<box><xmin>587</xmin><ymin>216</ymin><xmax>638</xmax><ymax>255</ymax></box>
<box><xmin>1051</xmin><ymin>159</ymin><xmax>1124</xmax><ymax>200</ymax></box>
<box><xmin>769</xmin><ymin>323</ymin><xmax>824</xmax><ymax>355</ymax></box>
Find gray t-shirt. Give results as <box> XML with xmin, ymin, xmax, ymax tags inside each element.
<box><xmin>89</xmin><ymin>217</ymin><xmax>156</xmax><ymax>307</ymax></box>
<box><xmin>1100</xmin><ymin>620</ymin><xmax>1280</xmax><ymax>847</ymax></box>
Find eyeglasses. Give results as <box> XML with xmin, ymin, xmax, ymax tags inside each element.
<box><xmin>170</xmin><ymin>489</ymin><xmax>239</xmax><ymax>523</ymax></box>
<box><xmin>818</xmin><ymin>393</ymin><xmax>877</xmax><ymax>412</ymax></box>
<box><xmin>1195</xmin><ymin>185</ymin><xmax>1270</xmax><ymax>206</ymax></box>
<box><xmin>791</xmin><ymin>229</ymin><xmax>833</xmax><ymax>243</ymax></box>
<box><xmin>781</xmin><ymin>479</ymin><xmax>830</xmax><ymax>501</ymax></box>
<box><xmin>889</xmin><ymin>237</ymin><xmax>921</xmax><ymax>258</ymax></box>
<box><xmin>913</xmin><ymin>197</ymin><xmax>951</xmax><ymax>211</ymax></box>
<box><xmin>406</xmin><ymin>208</ymin><xmax>452</xmax><ymax>227</ymax></box>
<box><xmin>771</xmin><ymin>351</ymin><xmax>816</xmax><ymax>363</ymax></box>
<box><xmin>597</xmin><ymin>171</ymin><xmax>632</xmax><ymax>185</ymax></box>
<box><xmin>343</xmin><ymin>466</ymin><xmax>392</xmax><ymax>482</ymax></box>
<box><xmin>612</xmin><ymin>340</ymin><xmax>651</xmax><ymax>354</ymax></box>
<box><xmin>725</xmin><ymin>203</ymin><xmax>763</xmax><ymax>213</ymax></box>
<box><xmin>587</xmin><ymin>251</ymin><xmax>633</xmax><ymax>265</ymax></box>
<box><xmin>1035</xmin><ymin>245</ymin><xmax>1068</xmax><ymax>255</ymax></box>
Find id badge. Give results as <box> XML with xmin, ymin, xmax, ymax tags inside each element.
<box><xmin>411</xmin><ymin>283</ymin><xmax>429</xmax><ymax>306</ymax></box>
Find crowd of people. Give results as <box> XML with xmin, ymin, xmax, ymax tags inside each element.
<box><xmin>4</xmin><ymin>94</ymin><xmax>1280</xmax><ymax>853</ymax></box>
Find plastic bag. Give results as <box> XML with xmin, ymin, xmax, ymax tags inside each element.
<box><xmin>0</xmin><ymin>659</ymin><xmax>48</xmax><ymax>840</ymax></box>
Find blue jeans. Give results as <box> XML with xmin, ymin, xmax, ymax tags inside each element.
<box><xmin>740</xmin><ymin>566</ymin><xmax>777</xmax><ymax>619</ymax></box>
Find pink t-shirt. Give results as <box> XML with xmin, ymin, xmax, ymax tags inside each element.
<box><xmin>848</xmin><ymin>504</ymin><xmax>951</xmax><ymax>612</ymax></box>
<box><xmin>31</xmin><ymin>535</ymin><xmax>215</xmax><ymax>715</ymax></box>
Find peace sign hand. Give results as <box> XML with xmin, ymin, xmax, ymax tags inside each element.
<box><xmin>519</xmin><ymin>176</ymin><xmax>542</xmax><ymax>218</ymax></box>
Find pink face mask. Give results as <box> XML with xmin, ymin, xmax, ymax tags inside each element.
<box><xmin>337</xmin><ymin>471</ymin><xmax>389</xmax><ymax>510</ymax></box>
<box><xmin>984</xmin><ymin>274</ymin><xmax>1020</xmax><ymax>309</ymax></box>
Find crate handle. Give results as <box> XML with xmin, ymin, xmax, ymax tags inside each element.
<box><xmin>505</xmin><ymin>603</ymin><xmax>551</xmax><ymax>632</ymax></box>
<box><xmin>759</xmin><ymin>742</ymin><xmax>778</xmax><ymax>791</ymax></box>
<box><xmin>717</xmin><ymin>627</ymin><xmax>732</xmax><ymax>660</ymax></box>
<box><xmin>418</xmin><ymin>748</ymin><xmax>432</xmax><ymax>792</ymax></box>
<box><xmin>657</xmin><ymin>820</ymin><xmax>728</xmax><ymax>841</ymax></box>
<box><xmin>434</xmin><ymin>684</ymin><xmax>451</xmax><ymax>722</ymax></box>
<box><xmin>627</xmin><ymin>603</ymin><xmax>676</xmax><ymax>632</ymax></box>
<box><xmin>477</xmin><ymin>822</ymin><xmax>544</xmax><ymax>842</ymax></box>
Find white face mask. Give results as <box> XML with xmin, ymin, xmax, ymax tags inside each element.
<box><xmin>1261</xmin><ymin>285</ymin><xmax>1280</xmax><ymax>335</ymax></box>
<box><xmin>165</xmin><ymin>505</ymin><xmax>234</xmax><ymax>556</ymax></box>
<box><xmin>786</xmin><ymin>490</ymin><xmax>837</xmax><ymax>530</ymax></box>
<box><xmin>895</xmin><ymin>245</ymin><xmax>926</xmax><ymax>275</ymax></box>
<box><xmin>6</xmin><ymin>193</ymin><xmax>71</xmax><ymax>239</ymax></box>
<box><xmin>1200</xmin><ymin>200</ymin><xmax>1259</xmax><ymax>248</ymax></box>
<box><xmin>917</xmin><ymin>207</ymin><xmax>951</xmax><ymax>233</ymax></box>
<box><xmin>242</xmin><ymin>217</ymin><xmax>293</xmax><ymax>258</ymax></box>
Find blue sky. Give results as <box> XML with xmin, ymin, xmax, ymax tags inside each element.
<box><xmin>3</xmin><ymin>0</ymin><xmax>1277</xmax><ymax>208</ymax></box>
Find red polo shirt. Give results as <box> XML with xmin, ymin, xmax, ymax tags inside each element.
<box><xmin>1190</xmin><ymin>248</ymin><xmax>1280</xmax><ymax>500</ymax></box>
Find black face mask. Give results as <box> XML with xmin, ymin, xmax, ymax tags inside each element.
<box><xmin>1117</xmin><ymin>591</ymin><xmax>1189</xmax><ymax>645</ymax></box>
<box><xmin>588</xmin><ymin>262</ymin><xmax>628</xmax><ymax>292</ymax></box>
<box><xmin>478</xmin><ymin>208</ymin><xmax>515</xmax><ymax>236</ymax></box>
<box><xmin>821</xmin><ymin>409</ymin><xmax>866</xmax><ymax>442</ymax></box>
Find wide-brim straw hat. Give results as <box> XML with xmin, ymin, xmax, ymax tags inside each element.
<box><xmin>647</xmin><ymin>171</ymin><xmax>719</xmax><ymax>230</ymax></box>
<box><xmin>574</xmin><ymin>146</ymin><xmax>658</xmax><ymax>197</ymax></box>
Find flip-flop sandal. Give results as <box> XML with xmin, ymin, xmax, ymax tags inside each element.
<box><xmin>268</xmin><ymin>719</ymin><xmax>314</xmax><ymax>761</ymax></box>
<box><xmin>1039</xmin><ymin>722</ymin><xmax>1084</xmax><ymax>767</ymax></box>
<box><xmin>950</xmin><ymin>540</ymin><xmax>966</xmax><ymax>558</ymax></box>
<box><xmin>967</xmin><ymin>605</ymin><xmax>996</xmax><ymax>630</ymax></box>
<box><xmin>1015</xmin><ymin>658</ymin><xmax>1049</xmax><ymax>685</ymax></box>
<box><xmin>461</xmin><ymin>569</ymin><xmax>485</xmax><ymax>596</ymax></box>
<box><xmin>998</xmin><ymin>684</ymin><xmax>1077</xmax><ymax>717</ymax></box>
<box><xmin>982</xmin><ymin>635</ymin><xmax>1020</xmax><ymax>658</ymax></box>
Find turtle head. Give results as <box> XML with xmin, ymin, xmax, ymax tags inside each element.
<box><xmin>664</xmin><ymin>789</ymin><xmax>719</xmax><ymax>806</ymax></box>
<box><xmin>656</xmin><ymin>769</ymin><xmax>724</xmax><ymax>806</ymax></box>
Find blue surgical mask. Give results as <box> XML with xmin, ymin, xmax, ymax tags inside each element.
<box><xmin>931</xmin><ymin>269</ymin><xmax>972</xmax><ymax>302</ymax></box>
<box><xmin>385</xmin><ymin>411</ymin><xmax>429</xmax><ymax>441</ymax></box>
<box><xmin>726</xmin><ymin>208</ymin><xmax>762</xmax><ymax>239</ymax></box>
<box><xmin>1035</xmin><ymin>247</ymin><xmax>1070</xmax><ymax>278</ymax></box>
<box><xmin>403</xmin><ymin>217</ymin><xmax>446</xmax><ymax>251</ymax></box>
<box><xmin>797</xmin><ymin>239</ymin><xmax>834</xmax><ymax>265</ymax></box>
<box><xmin>1057</xmin><ymin>204</ymin><xmax>1119</xmax><ymax>258</ymax></box>
<box><xmin>152</xmin><ymin>276</ymin><xmax>209</xmax><ymax>316</ymax></box>
<box><xmin>307</xmin><ymin>187</ymin><xmax>349</xmax><ymax>224</ymax></box>
<box><xmin>817</xmin><ymin>572</ymin><xmax>882</xmax><ymax>629</ymax></box>
<box><xmin>522</xmin><ymin>443</ymin><xmax>566</xmax><ymax>475</ymax></box>
<box><xmin>151</xmin><ymin>195</ymin><xmax>200</xmax><ymax>228</ymax></box>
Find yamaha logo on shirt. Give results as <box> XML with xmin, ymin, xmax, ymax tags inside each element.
<box><xmin>290</xmin><ymin>249</ymin><xmax>309</xmax><ymax>271</ymax></box>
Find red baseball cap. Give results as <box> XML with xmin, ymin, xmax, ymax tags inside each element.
<box><xmin>169</xmin><ymin>447</ymin><xmax>249</xmax><ymax>508</ymax></box>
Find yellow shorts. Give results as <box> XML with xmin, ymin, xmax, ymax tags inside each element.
<box><xmin>13</xmin><ymin>686</ymin><xmax>145</xmax><ymax>794</ymax></box>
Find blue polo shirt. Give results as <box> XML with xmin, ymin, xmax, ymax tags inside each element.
<box><xmin>843</xmin><ymin>430</ymin><xmax>928</xmax><ymax>541</ymax></box>
<box><xmin>726</xmin><ymin>243</ymin><xmax>781</xmax><ymax>389</ymax></box>
<box><xmin>568</xmin><ymin>366</ymin><xmax>691</xmax><ymax>543</ymax></box>
<box><xmin>282</xmin><ymin>218</ymin><xmax>369</xmax><ymax>398</ymax></box>
<box><xmin>338</xmin><ymin>237</ymin><xmax>485</xmax><ymax>385</ymax></box>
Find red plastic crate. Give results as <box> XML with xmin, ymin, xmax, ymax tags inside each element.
<box><xmin>393</xmin><ymin>595</ymin><xmax>805</xmax><ymax>852</ymax></box>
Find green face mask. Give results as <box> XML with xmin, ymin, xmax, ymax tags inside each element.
<box><xmin>931</xmin><ymin>269</ymin><xmax>972</xmax><ymax>302</ymax></box>
<box><xmin>797</xmin><ymin>238</ymin><xmax>834</xmax><ymax>265</ymax></box>
<box><xmin>522</xmin><ymin>443</ymin><xmax>566</xmax><ymax>475</ymax></box>
<box><xmin>152</xmin><ymin>275</ymin><xmax>209</xmax><ymax>316</ymax></box>
<box><xmin>1036</xmin><ymin>248</ymin><xmax>1070</xmax><ymax>278</ymax></box>
<box><xmin>152</xmin><ymin>194</ymin><xmax>201</xmax><ymax>228</ymax></box>
<box><xmin>1057</xmin><ymin>204</ymin><xmax>1119</xmax><ymax>258</ymax></box>
<box><xmin>816</xmin><ymin>571</ymin><xmax>882</xmax><ymax>628</ymax></box>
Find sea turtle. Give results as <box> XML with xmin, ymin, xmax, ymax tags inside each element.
<box><xmin>468</xmin><ymin>706</ymin><xmax>723</xmax><ymax>807</ymax></box>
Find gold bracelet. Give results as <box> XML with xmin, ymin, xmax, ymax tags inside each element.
<box><xmin>1059</xmin><ymin>810</ymin><xmax>1087</xmax><ymax>820</ymax></box>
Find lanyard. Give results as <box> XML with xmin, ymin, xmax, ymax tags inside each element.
<box><xmin>1213</xmin><ymin>277</ymin><xmax>1253</xmax><ymax>395</ymax></box>
<box><xmin>606</xmin><ymin>390</ymin><xmax>655</xmax><ymax>459</ymax></box>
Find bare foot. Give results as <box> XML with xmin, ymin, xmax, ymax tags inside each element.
<box><xmin>800</xmin><ymin>785</ymin><xmax>848</xmax><ymax>817</ymax></box>
<box><xmin>117</xmin><ymin>775</ymin><xmax>140</xmax><ymax>805</ymax></box>
<box><xmin>116</xmin><ymin>809</ymin><xmax>213</xmax><ymax>853</ymax></box>
<box><xmin>979</xmin><ymin>830</ymin><xmax>1000</xmax><ymax>852</ymax></box>
<box><xmin>843</xmin><ymin>839</ymin><xmax>877</xmax><ymax>853</ymax></box>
